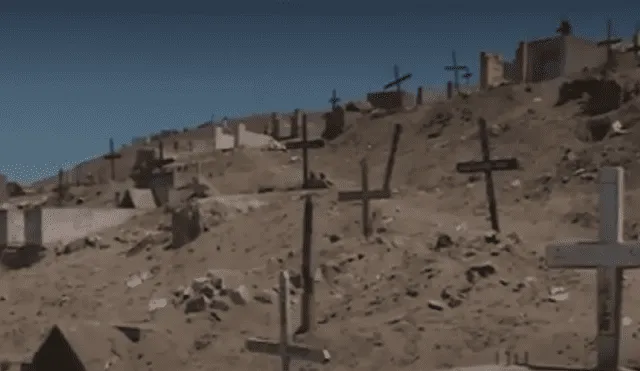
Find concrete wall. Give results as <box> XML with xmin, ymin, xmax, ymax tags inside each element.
<box><xmin>564</xmin><ymin>36</ymin><xmax>607</xmax><ymax>76</ymax></box>
<box><xmin>0</xmin><ymin>208</ymin><xmax>137</xmax><ymax>247</ymax></box>
<box><xmin>526</xmin><ymin>36</ymin><xmax>566</xmax><ymax>82</ymax></box>
<box><xmin>39</xmin><ymin>208</ymin><xmax>137</xmax><ymax>245</ymax></box>
<box><xmin>479</xmin><ymin>52</ymin><xmax>507</xmax><ymax>89</ymax></box>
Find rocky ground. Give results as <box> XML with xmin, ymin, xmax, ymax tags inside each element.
<box><xmin>3</xmin><ymin>69</ymin><xmax>640</xmax><ymax>371</ymax></box>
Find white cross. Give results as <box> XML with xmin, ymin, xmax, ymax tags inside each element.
<box><xmin>545</xmin><ymin>167</ymin><xmax>640</xmax><ymax>371</ymax></box>
<box><xmin>245</xmin><ymin>270</ymin><xmax>330</xmax><ymax>371</ymax></box>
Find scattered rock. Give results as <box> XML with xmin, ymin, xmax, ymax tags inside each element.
<box><xmin>185</xmin><ymin>296</ymin><xmax>208</xmax><ymax>314</ymax></box>
<box><xmin>548</xmin><ymin>286</ymin><xmax>569</xmax><ymax>302</ymax></box>
<box><xmin>254</xmin><ymin>289</ymin><xmax>275</xmax><ymax>304</ymax></box>
<box><xmin>229</xmin><ymin>285</ymin><xmax>251</xmax><ymax>305</ymax></box>
<box><xmin>434</xmin><ymin>233</ymin><xmax>454</xmax><ymax>251</ymax></box>
<box><xmin>427</xmin><ymin>300</ymin><xmax>445</xmax><ymax>311</ymax></box>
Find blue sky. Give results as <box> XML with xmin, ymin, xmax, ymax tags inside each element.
<box><xmin>0</xmin><ymin>0</ymin><xmax>638</xmax><ymax>183</ymax></box>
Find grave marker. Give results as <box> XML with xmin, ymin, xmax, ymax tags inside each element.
<box><xmin>338</xmin><ymin>124</ymin><xmax>402</xmax><ymax>201</ymax></box>
<box><xmin>285</xmin><ymin>114</ymin><xmax>325</xmax><ymax>189</ymax></box>
<box><xmin>103</xmin><ymin>138</ymin><xmax>122</xmax><ymax>181</ymax></box>
<box><xmin>445</xmin><ymin>50</ymin><xmax>468</xmax><ymax>92</ymax></box>
<box><xmin>328</xmin><ymin>89</ymin><xmax>341</xmax><ymax>111</ymax></box>
<box><xmin>245</xmin><ymin>270</ymin><xmax>331</xmax><ymax>371</ymax></box>
<box><xmin>55</xmin><ymin>168</ymin><xmax>68</xmax><ymax>205</ymax></box>
<box><xmin>597</xmin><ymin>19</ymin><xmax>622</xmax><ymax>71</ymax></box>
<box><xmin>383</xmin><ymin>65</ymin><xmax>412</xmax><ymax>92</ymax></box>
<box><xmin>338</xmin><ymin>158</ymin><xmax>390</xmax><ymax>238</ymax></box>
<box><xmin>626</xmin><ymin>23</ymin><xmax>640</xmax><ymax>64</ymax></box>
<box><xmin>545</xmin><ymin>167</ymin><xmax>640</xmax><ymax>371</ymax></box>
<box><xmin>295</xmin><ymin>194</ymin><xmax>316</xmax><ymax>335</ymax></box>
<box><xmin>456</xmin><ymin>118</ymin><xmax>519</xmax><ymax>232</ymax></box>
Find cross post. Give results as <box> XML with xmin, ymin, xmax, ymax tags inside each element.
<box><xmin>545</xmin><ymin>167</ymin><xmax>640</xmax><ymax>371</ymax></box>
<box><xmin>56</xmin><ymin>168</ymin><xmax>67</xmax><ymax>205</ymax></box>
<box><xmin>444</xmin><ymin>50</ymin><xmax>468</xmax><ymax>92</ymax></box>
<box><xmin>382</xmin><ymin>124</ymin><xmax>403</xmax><ymax>192</ymax></box>
<box><xmin>285</xmin><ymin>114</ymin><xmax>325</xmax><ymax>189</ymax></box>
<box><xmin>338</xmin><ymin>158</ymin><xmax>391</xmax><ymax>238</ymax></box>
<box><xmin>383</xmin><ymin>64</ymin><xmax>413</xmax><ymax>92</ymax></box>
<box><xmin>329</xmin><ymin>89</ymin><xmax>341</xmax><ymax>111</ymax></box>
<box><xmin>295</xmin><ymin>194</ymin><xmax>316</xmax><ymax>335</ymax></box>
<box><xmin>103</xmin><ymin>138</ymin><xmax>122</xmax><ymax>181</ymax></box>
<box><xmin>245</xmin><ymin>270</ymin><xmax>331</xmax><ymax>371</ymax></box>
<box><xmin>455</xmin><ymin>118</ymin><xmax>520</xmax><ymax>232</ymax></box>
<box><xmin>597</xmin><ymin>19</ymin><xmax>622</xmax><ymax>71</ymax></box>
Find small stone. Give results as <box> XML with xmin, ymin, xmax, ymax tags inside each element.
<box><xmin>229</xmin><ymin>285</ymin><xmax>251</xmax><ymax>305</ymax></box>
<box><xmin>435</xmin><ymin>233</ymin><xmax>454</xmax><ymax>250</ymax></box>
<box><xmin>185</xmin><ymin>296</ymin><xmax>207</xmax><ymax>314</ymax></box>
<box><xmin>254</xmin><ymin>289</ymin><xmax>275</xmax><ymax>304</ymax></box>
<box><xmin>148</xmin><ymin>298</ymin><xmax>168</xmax><ymax>312</ymax></box>
<box><xmin>209</xmin><ymin>299</ymin><xmax>231</xmax><ymax>311</ymax></box>
<box><xmin>548</xmin><ymin>286</ymin><xmax>569</xmax><ymax>302</ymax></box>
<box><xmin>427</xmin><ymin>300</ymin><xmax>445</xmax><ymax>311</ymax></box>
<box><xmin>191</xmin><ymin>277</ymin><xmax>211</xmax><ymax>292</ymax></box>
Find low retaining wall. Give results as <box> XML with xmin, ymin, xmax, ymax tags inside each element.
<box><xmin>0</xmin><ymin>208</ymin><xmax>138</xmax><ymax>247</ymax></box>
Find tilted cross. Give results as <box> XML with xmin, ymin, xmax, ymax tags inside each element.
<box><xmin>103</xmin><ymin>138</ymin><xmax>122</xmax><ymax>181</ymax></box>
<box><xmin>455</xmin><ymin>118</ymin><xmax>520</xmax><ymax>232</ymax></box>
<box><xmin>285</xmin><ymin>114</ymin><xmax>325</xmax><ymax>189</ymax></box>
<box><xmin>382</xmin><ymin>123</ymin><xmax>403</xmax><ymax>192</ymax></box>
<box><xmin>626</xmin><ymin>23</ymin><xmax>640</xmax><ymax>65</ymax></box>
<box><xmin>337</xmin><ymin>124</ymin><xmax>402</xmax><ymax>229</ymax></box>
<box><xmin>545</xmin><ymin>167</ymin><xmax>640</xmax><ymax>371</ymax></box>
<box><xmin>383</xmin><ymin>65</ymin><xmax>412</xmax><ymax>92</ymax></box>
<box><xmin>328</xmin><ymin>89</ymin><xmax>341</xmax><ymax>111</ymax></box>
<box><xmin>597</xmin><ymin>19</ymin><xmax>622</xmax><ymax>70</ymax></box>
<box><xmin>338</xmin><ymin>158</ymin><xmax>390</xmax><ymax>239</ymax></box>
<box><xmin>245</xmin><ymin>270</ymin><xmax>331</xmax><ymax>371</ymax></box>
<box><xmin>444</xmin><ymin>50</ymin><xmax>468</xmax><ymax>92</ymax></box>
<box><xmin>296</xmin><ymin>194</ymin><xmax>316</xmax><ymax>335</ymax></box>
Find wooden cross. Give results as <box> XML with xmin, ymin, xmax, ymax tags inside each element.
<box><xmin>383</xmin><ymin>64</ymin><xmax>412</xmax><ymax>92</ymax></box>
<box><xmin>339</xmin><ymin>124</ymin><xmax>401</xmax><ymax>202</ymax></box>
<box><xmin>444</xmin><ymin>50</ymin><xmax>468</xmax><ymax>92</ymax></box>
<box><xmin>245</xmin><ymin>270</ymin><xmax>331</xmax><ymax>371</ymax></box>
<box><xmin>597</xmin><ymin>19</ymin><xmax>622</xmax><ymax>70</ymax></box>
<box><xmin>295</xmin><ymin>194</ymin><xmax>316</xmax><ymax>335</ymax></box>
<box><xmin>455</xmin><ymin>118</ymin><xmax>519</xmax><ymax>233</ymax></box>
<box><xmin>545</xmin><ymin>167</ymin><xmax>640</xmax><ymax>371</ymax></box>
<box><xmin>382</xmin><ymin>123</ymin><xmax>403</xmax><ymax>192</ymax></box>
<box><xmin>328</xmin><ymin>89</ymin><xmax>341</xmax><ymax>111</ymax></box>
<box><xmin>285</xmin><ymin>114</ymin><xmax>325</xmax><ymax>189</ymax></box>
<box><xmin>338</xmin><ymin>158</ymin><xmax>390</xmax><ymax>238</ymax></box>
<box><xmin>56</xmin><ymin>168</ymin><xmax>67</xmax><ymax>205</ymax></box>
<box><xmin>103</xmin><ymin>138</ymin><xmax>122</xmax><ymax>181</ymax></box>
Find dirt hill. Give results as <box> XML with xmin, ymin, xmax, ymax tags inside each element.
<box><xmin>4</xmin><ymin>68</ymin><xmax>640</xmax><ymax>371</ymax></box>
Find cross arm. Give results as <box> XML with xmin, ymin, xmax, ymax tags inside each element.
<box><xmin>338</xmin><ymin>188</ymin><xmax>391</xmax><ymax>202</ymax></box>
<box><xmin>286</xmin><ymin>139</ymin><xmax>325</xmax><ymax>150</ymax></box>
<box><xmin>103</xmin><ymin>153</ymin><xmax>122</xmax><ymax>159</ymax></box>
<box><xmin>545</xmin><ymin>242</ymin><xmax>640</xmax><ymax>268</ymax></box>
<box><xmin>245</xmin><ymin>338</ymin><xmax>331</xmax><ymax>364</ymax></box>
<box><xmin>456</xmin><ymin>158</ymin><xmax>519</xmax><ymax>173</ymax></box>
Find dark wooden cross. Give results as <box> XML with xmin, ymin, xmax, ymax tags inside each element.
<box><xmin>455</xmin><ymin>118</ymin><xmax>520</xmax><ymax>233</ymax></box>
<box><xmin>545</xmin><ymin>167</ymin><xmax>640</xmax><ymax>371</ymax></box>
<box><xmin>626</xmin><ymin>22</ymin><xmax>640</xmax><ymax>65</ymax></box>
<box><xmin>338</xmin><ymin>158</ymin><xmax>389</xmax><ymax>239</ymax></box>
<box><xmin>382</xmin><ymin>123</ymin><xmax>402</xmax><ymax>192</ymax></box>
<box><xmin>295</xmin><ymin>194</ymin><xmax>316</xmax><ymax>335</ymax></box>
<box><xmin>597</xmin><ymin>19</ymin><xmax>622</xmax><ymax>70</ymax></box>
<box><xmin>444</xmin><ymin>50</ymin><xmax>468</xmax><ymax>92</ymax></box>
<box><xmin>383</xmin><ymin>64</ymin><xmax>412</xmax><ymax>92</ymax></box>
<box><xmin>245</xmin><ymin>270</ymin><xmax>331</xmax><ymax>371</ymax></box>
<box><xmin>328</xmin><ymin>89</ymin><xmax>341</xmax><ymax>111</ymax></box>
<box><xmin>339</xmin><ymin>124</ymin><xmax>401</xmax><ymax>201</ymax></box>
<box><xmin>103</xmin><ymin>138</ymin><xmax>122</xmax><ymax>181</ymax></box>
<box><xmin>285</xmin><ymin>114</ymin><xmax>325</xmax><ymax>189</ymax></box>
<box><xmin>56</xmin><ymin>168</ymin><xmax>67</xmax><ymax>205</ymax></box>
